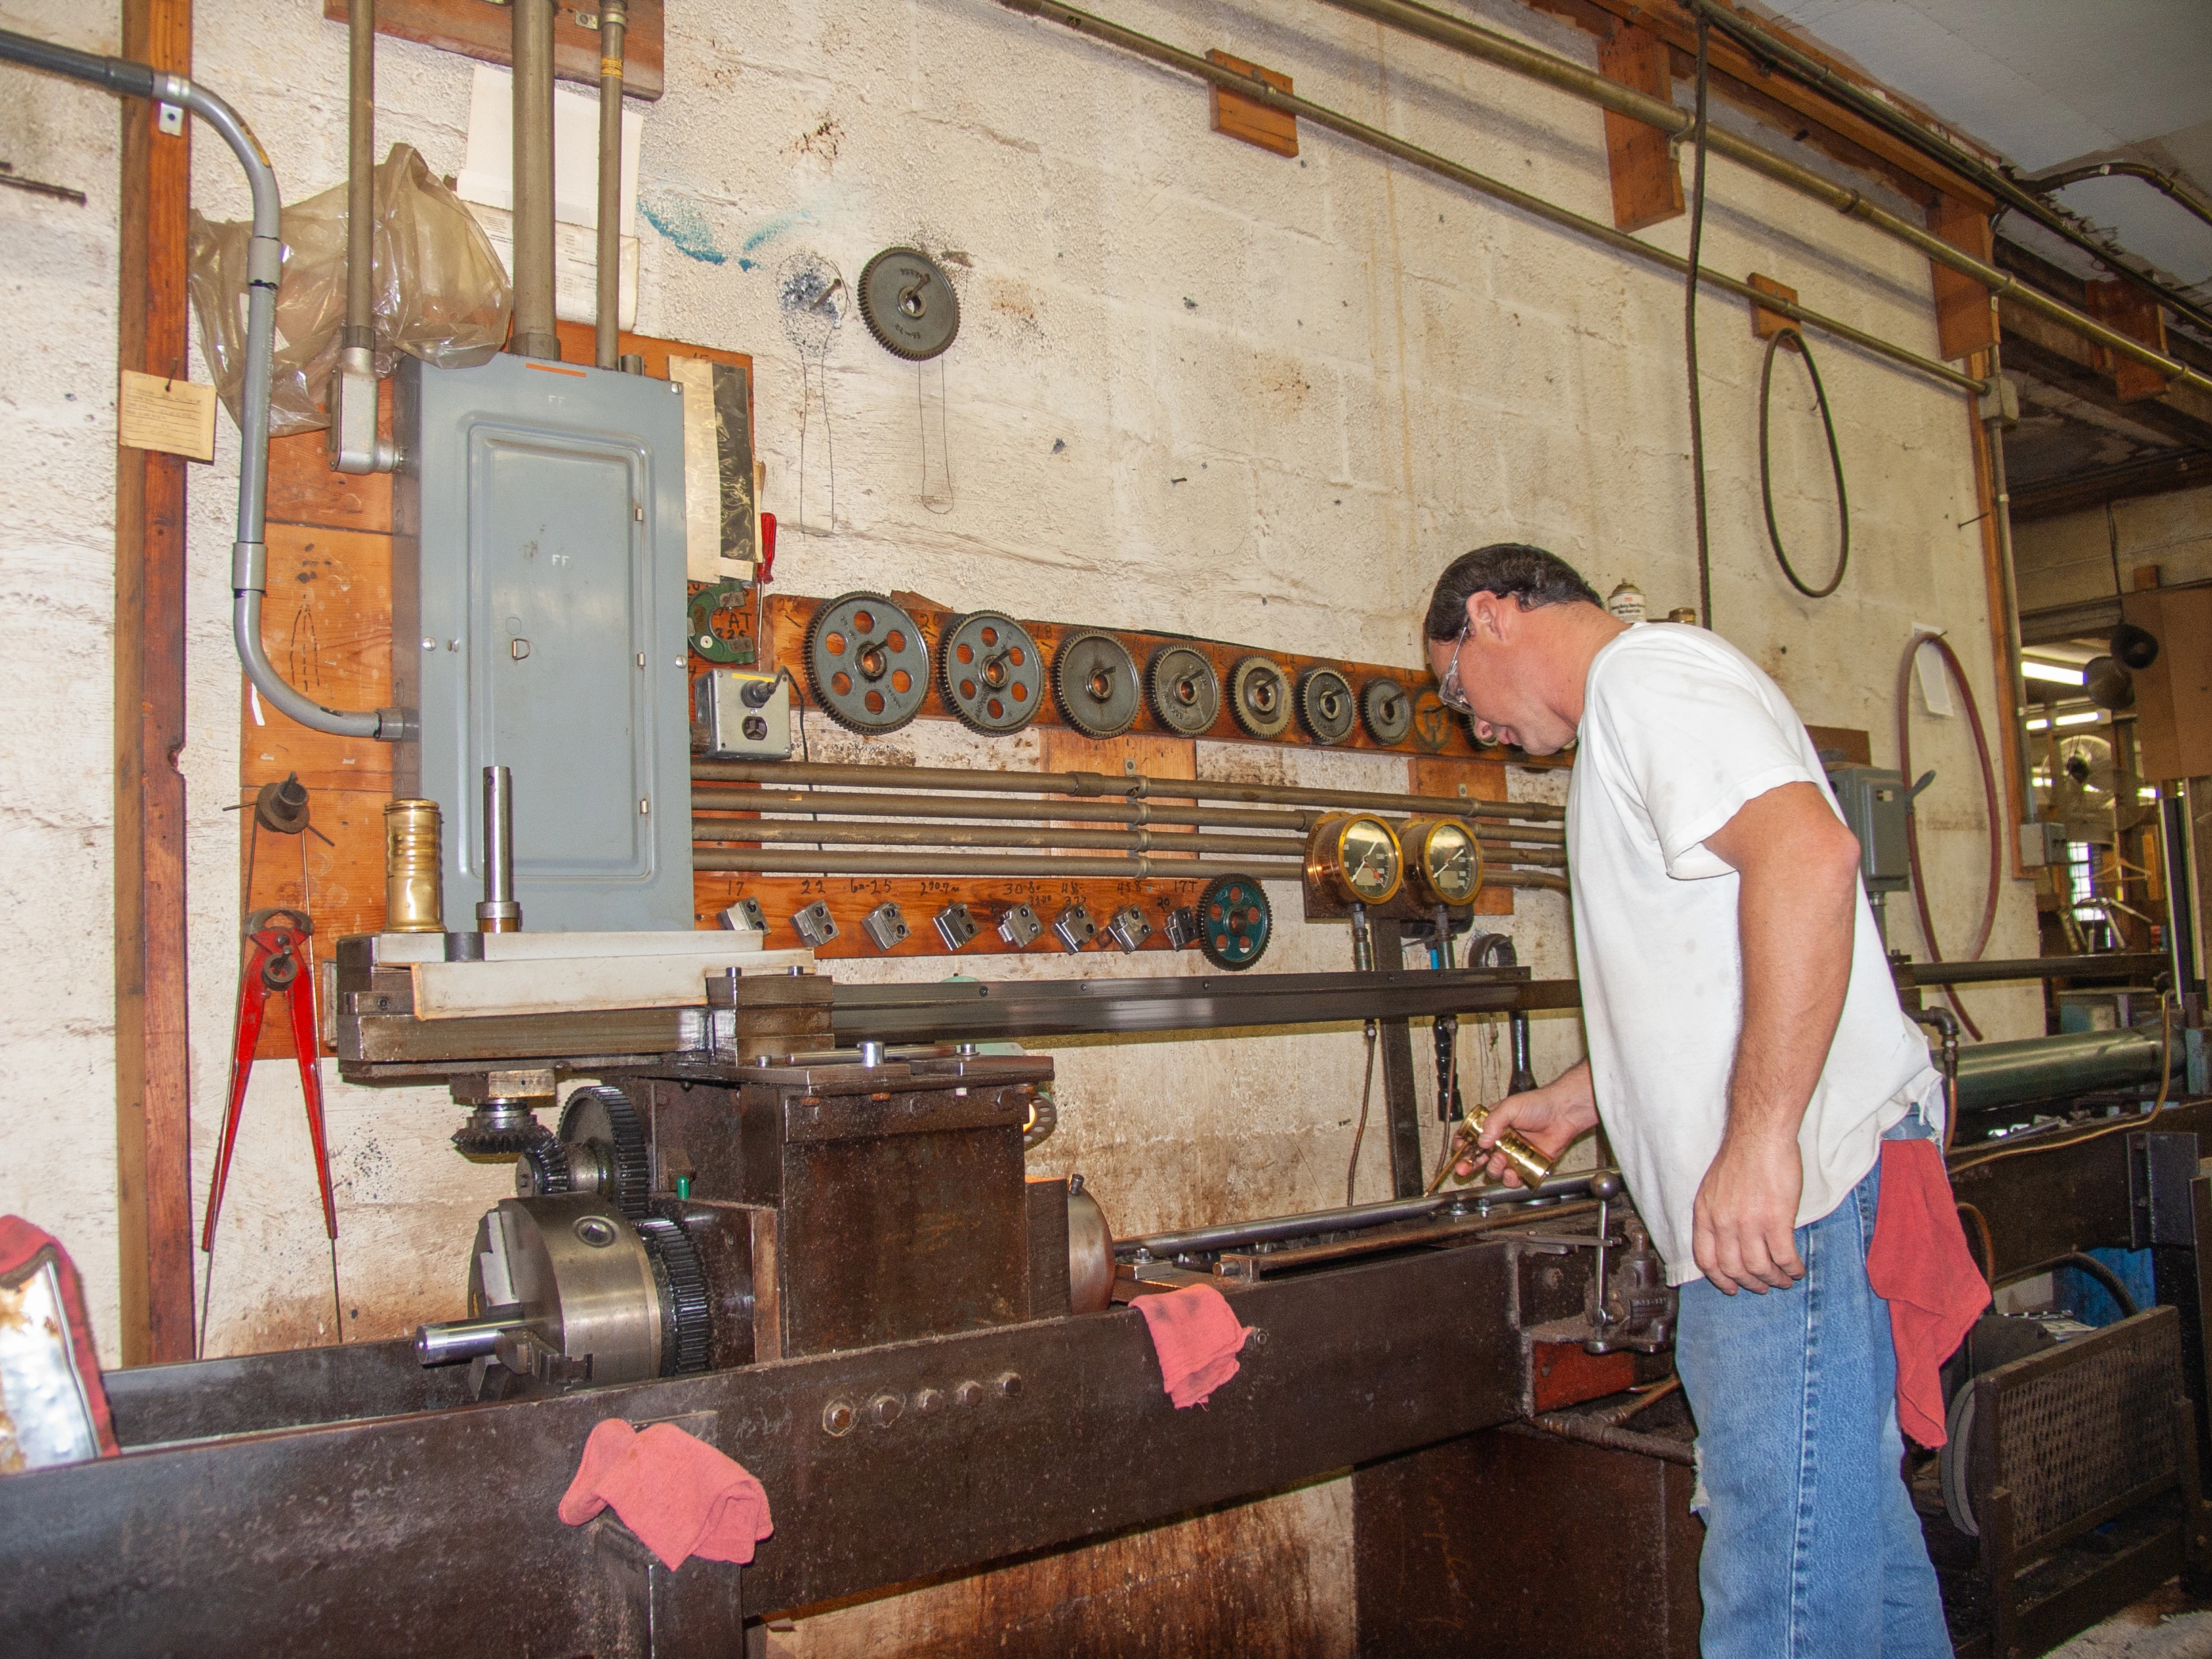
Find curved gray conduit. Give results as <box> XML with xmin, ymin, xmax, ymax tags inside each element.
<box><xmin>0</xmin><ymin>29</ymin><xmax>405</xmax><ymax>741</ymax></box>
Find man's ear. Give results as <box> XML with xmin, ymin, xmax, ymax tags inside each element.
<box><xmin>1467</xmin><ymin>591</ymin><xmax>1510</xmax><ymax>644</ymax></box>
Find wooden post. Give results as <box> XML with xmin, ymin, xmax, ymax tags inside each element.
<box><xmin>1597</xmin><ymin>22</ymin><xmax>1683</xmax><ymax>232</ymax></box>
<box><xmin>115</xmin><ymin>0</ymin><xmax>197</xmax><ymax>1365</ymax></box>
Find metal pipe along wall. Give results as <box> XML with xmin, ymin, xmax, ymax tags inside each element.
<box><xmin>594</xmin><ymin>4</ymin><xmax>628</xmax><ymax>369</ymax></box>
<box><xmin>509</xmin><ymin>0</ymin><xmax>559</xmax><ymax>360</ymax></box>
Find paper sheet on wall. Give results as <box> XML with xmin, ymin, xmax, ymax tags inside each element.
<box><xmin>117</xmin><ymin>370</ymin><xmax>216</xmax><ymax>462</ymax></box>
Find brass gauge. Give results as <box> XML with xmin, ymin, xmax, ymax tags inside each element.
<box><xmin>1404</xmin><ymin>816</ymin><xmax>1484</xmax><ymax>908</ymax></box>
<box><xmin>1305</xmin><ymin>813</ymin><xmax>1404</xmax><ymax>907</ymax></box>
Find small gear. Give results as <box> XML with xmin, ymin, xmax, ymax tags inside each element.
<box><xmin>939</xmin><ymin>611</ymin><xmax>1044</xmax><ymax>734</ymax></box>
<box><xmin>450</xmin><ymin>1122</ymin><xmax>542</xmax><ymax>1160</ymax></box>
<box><xmin>1229</xmin><ymin>656</ymin><xmax>1292</xmax><ymax>739</ymax></box>
<box><xmin>1361</xmin><ymin>678</ymin><xmax>1413</xmax><ymax>745</ymax></box>
<box><xmin>857</xmin><ymin>247</ymin><xmax>961</xmax><ymax>361</ymax></box>
<box><xmin>1054</xmin><ymin>631</ymin><xmax>1143</xmax><ymax>738</ymax></box>
<box><xmin>1146</xmin><ymin>644</ymin><xmax>1221</xmax><ymax>736</ymax></box>
<box><xmin>558</xmin><ymin>1086</ymin><xmax>652</xmax><ymax>1222</ymax></box>
<box><xmin>636</xmin><ymin>1208</ymin><xmax>714</xmax><ymax>1376</ymax></box>
<box><xmin>1195</xmin><ymin>874</ymin><xmax>1272</xmax><ymax>970</ymax></box>
<box><xmin>804</xmin><ymin>592</ymin><xmax>931</xmax><ymax>734</ymax></box>
<box><xmin>1298</xmin><ymin>667</ymin><xmax>1356</xmax><ymax>744</ymax></box>
<box><xmin>1408</xmin><ymin>689</ymin><xmax>1455</xmax><ymax>754</ymax></box>
<box><xmin>513</xmin><ymin>1126</ymin><xmax>573</xmax><ymax>1199</ymax></box>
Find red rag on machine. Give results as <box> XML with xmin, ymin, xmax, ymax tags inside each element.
<box><xmin>558</xmin><ymin>1418</ymin><xmax>775</xmax><ymax>1569</ymax></box>
<box><xmin>0</xmin><ymin>1216</ymin><xmax>119</xmax><ymax>1465</ymax></box>
<box><xmin>1134</xmin><ymin>1284</ymin><xmax>1253</xmax><ymax>1409</ymax></box>
<box><xmin>1865</xmin><ymin>1139</ymin><xmax>1990</xmax><ymax>1448</ymax></box>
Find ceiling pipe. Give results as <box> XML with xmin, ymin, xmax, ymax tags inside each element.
<box><xmin>595</xmin><ymin>3</ymin><xmax>628</xmax><ymax>369</ymax></box>
<box><xmin>1002</xmin><ymin>0</ymin><xmax>1982</xmax><ymax>396</ymax></box>
<box><xmin>0</xmin><ymin>28</ymin><xmax>403</xmax><ymax>739</ymax></box>
<box><xmin>508</xmin><ymin>0</ymin><xmax>560</xmax><ymax>360</ymax></box>
<box><xmin>1309</xmin><ymin>0</ymin><xmax>2212</xmax><ymax>401</ymax></box>
<box><xmin>327</xmin><ymin>0</ymin><xmax>395</xmax><ymax>474</ymax></box>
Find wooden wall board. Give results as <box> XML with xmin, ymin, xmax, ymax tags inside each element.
<box><xmin>1597</xmin><ymin>22</ymin><xmax>1683</xmax><ymax>233</ymax></box>
<box><xmin>323</xmin><ymin>0</ymin><xmax>666</xmax><ymax>101</ymax></box>
<box><xmin>2085</xmin><ymin>279</ymin><xmax>2173</xmax><ymax>403</ymax></box>
<box><xmin>760</xmin><ymin>591</ymin><xmax>1550</xmax><ymax>765</ymax></box>
<box><xmin>1206</xmin><ymin>49</ymin><xmax>1298</xmax><ymax>159</ymax></box>
<box><xmin>1928</xmin><ymin>194</ymin><xmax>1998</xmax><ymax>362</ymax></box>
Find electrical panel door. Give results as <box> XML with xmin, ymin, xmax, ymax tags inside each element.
<box><xmin>395</xmin><ymin>354</ymin><xmax>693</xmax><ymax>932</ymax></box>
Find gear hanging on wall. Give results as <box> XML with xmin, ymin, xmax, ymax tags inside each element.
<box><xmin>804</xmin><ymin>591</ymin><xmax>932</xmax><ymax>734</ymax></box>
<box><xmin>938</xmin><ymin>611</ymin><xmax>1044</xmax><ymax>734</ymax></box>
<box><xmin>1298</xmin><ymin>667</ymin><xmax>1357</xmax><ymax>745</ymax></box>
<box><xmin>1361</xmin><ymin>678</ymin><xmax>1412</xmax><ymax>745</ymax></box>
<box><xmin>1054</xmin><ymin>630</ymin><xmax>1143</xmax><ymax>738</ymax></box>
<box><xmin>1146</xmin><ymin>644</ymin><xmax>1221</xmax><ymax>736</ymax></box>
<box><xmin>635</xmin><ymin>1209</ymin><xmax>714</xmax><ymax>1376</ymax></box>
<box><xmin>1195</xmin><ymin>874</ymin><xmax>1272</xmax><ymax>970</ymax></box>
<box><xmin>557</xmin><ymin>1086</ymin><xmax>652</xmax><ymax>1223</ymax></box>
<box><xmin>1229</xmin><ymin>655</ymin><xmax>1292</xmax><ymax>739</ymax></box>
<box><xmin>857</xmin><ymin>247</ymin><xmax>962</xmax><ymax>361</ymax></box>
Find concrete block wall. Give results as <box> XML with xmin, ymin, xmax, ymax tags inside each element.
<box><xmin>0</xmin><ymin>0</ymin><xmax>2039</xmax><ymax>1640</ymax></box>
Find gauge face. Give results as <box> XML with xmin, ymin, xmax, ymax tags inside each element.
<box><xmin>1420</xmin><ymin>819</ymin><xmax>1481</xmax><ymax>905</ymax></box>
<box><xmin>1338</xmin><ymin>816</ymin><xmax>1402</xmax><ymax>903</ymax></box>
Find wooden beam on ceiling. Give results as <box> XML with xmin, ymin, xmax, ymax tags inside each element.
<box><xmin>116</xmin><ymin>0</ymin><xmax>197</xmax><ymax>1366</ymax></box>
<box><xmin>2011</xmin><ymin>450</ymin><xmax>2209</xmax><ymax>525</ymax></box>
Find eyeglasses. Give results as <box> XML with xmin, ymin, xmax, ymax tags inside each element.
<box><xmin>1437</xmin><ymin>626</ymin><xmax>1474</xmax><ymax>714</ymax></box>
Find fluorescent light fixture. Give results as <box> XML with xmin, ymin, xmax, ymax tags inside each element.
<box><xmin>2024</xmin><ymin>711</ymin><xmax>2104</xmax><ymax>731</ymax></box>
<box><xmin>2022</xmin><ymin>660</ymin><xmax>2085</xmax><ymax>685</ymax></box>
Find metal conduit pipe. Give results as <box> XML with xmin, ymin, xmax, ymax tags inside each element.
<box><xmin>508</xmin><ymin>0</ymin><xmax>559</xmax><ymax>360</ymax></box>
<box><xmin>1001</xmin><ymin>1</ymin><xmax>1984</xmax><ymax>396</ymax></box>
<box><xmin>593</xmin><ymin>3</ymin><xmax>627</xmax><ymax>370</ymax></box>
<box><xmin>689</xmin><ymin>785</ymin><xmax>1571</xmax><ymax>844</ymax></box>
<box><xmin>1312</xmin><ymin>0</ymin><xmax>2212</xmax><ymax>401</ymax></box>
<box><xmin>690</xmin><ymin>817</ymin><xmax>1573</xmax><ymax>865</ymax></box>
<box><xmin>693</xmin><ymin>758</ymin><xmax>1569</xmax><ymax>823</ymax></box>
<box><xmin>0</xmin><ymin>30</ymin><xmax>405</xmax><ymax>739</ymax></box>
<box><xmin>1681</xmin><ymin>0</ymin><xmax>2212</xmax><ymax>345</ymax></box>
<box><xmin>327</xmin><ymin>0</ymin><xmax>396</xmax><ymax>475</ymax></box>
<box><xmin>2022</xmin><ymin>161</ymin><xmax>2212</xmax><ymax>234</ymax></box>
<box><xmin>1982</xmin><ymin>373</ymin><xmax>2033</xmax><ymax>821</ymax></box>
<box><xmin>696</xmin><ymin>846</ymin><xmax>1574</xmax><ymax>890</ymax></box>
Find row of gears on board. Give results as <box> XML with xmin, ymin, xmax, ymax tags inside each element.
<box><xmin>803</xmin><ymin>590</ymin><xmax>1425</xmax><ymax>745</ymax></box>
<box><xmin>723</xmin><ymin>873</ymin><xmax>1274</xmax><ymax>970</ymax></box>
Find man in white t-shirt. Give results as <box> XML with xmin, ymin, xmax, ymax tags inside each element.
<box><xmin>1423</xmin><ymin>544</ymin><xmax>1950</xmax><ymax>1658</ymax></box>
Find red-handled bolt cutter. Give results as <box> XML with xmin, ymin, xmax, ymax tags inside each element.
<box><xmin>202</xmin><ymin>906</ymin><xmax>335</xmax><ymax>1252</ymax></box>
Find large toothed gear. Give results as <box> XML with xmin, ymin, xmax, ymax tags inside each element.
<box><xmin>804</xmin><ymin>592</ymin><xmax>932</xmax><ymax>734</ymax></box>
<box><xmin>1361</xmin><ymin>678</ymin><xmax>1413</xmax><ymax>745</ymax></box>
<box><xmin>636</xmin><ymin>1208</ymin><xmax>714</xmax><ymax>1376</ymax></box>
<box><xmin>1298</xmin><ymin>667</ymin><xmax>1356</xmax><ymax>744</ymax></box>
<box><xmin>857</xmin><ymin>247</ymin><xmax>962</xmax><ymax>362</ymax></box>
<box><xmin>939</xmin><ymin>611</ymin><xmax>1044</xmax><ymax>734</ymax></box>
<box><xmin>1195</xmin><ymin>874</ymin><xmax>1272</xmax><ymax>970</ymax></box>
<box><xmin>1229</xmin><ymin>655</ymin><xmax>1292</xmax><ymax>739</ymax></box>
<box><xmin>1054</xmin><ymin>630</ymin><xmax>1143</xmax><ymax>738</ymax></box>
<box><xmin>1146</xmin><ymin>644</ymin><xmax>1221</xmax><ymax>736</ymax></box>
<box><xmin>557</xmin><ymin>1086</ymin><xmax>652</xmax><ymax>1222</ymax></box>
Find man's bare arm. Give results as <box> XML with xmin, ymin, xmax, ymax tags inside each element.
<box><xmin>1694</xmin><ymin>781</ymin><xmax>1863</xmax><ymax>1294</ymax></box>
<box><xmin>1459</xmin><ymin>1059</ymin><xmax>1598</xmax><ymax>1183</ymax></box>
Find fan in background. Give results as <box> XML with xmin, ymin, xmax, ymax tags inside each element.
<box><xmin>2043</xmin><ymin>733</ymin><xmax>2117</xmax><ymax>845</ymax></box>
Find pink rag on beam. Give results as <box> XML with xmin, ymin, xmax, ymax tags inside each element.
<box><xmin>558</xmin><ymin>1418</ymin><xmax>775</xmax><ymax>1569</ymax></box>
<box><xmin>1134</xmin><ymin>1284</ymin><xmax>1252</xmax><ymax>1409</ymax></box>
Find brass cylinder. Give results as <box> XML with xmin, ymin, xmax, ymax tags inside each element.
<box><xmin>1469</xmin><ymin>1103</ymin><xmax>1557</xmax><ymax>1188</ymax></box>
<box><xmin>384</xmin><ymin>798</ymin><xmax>445</xmax><ymax>933</ymax></box>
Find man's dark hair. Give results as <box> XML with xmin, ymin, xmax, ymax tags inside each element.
<box><xmin>1423</xmin><ymin>544</ymin><xmax>1603</xmax><ymax>642</ymax></box>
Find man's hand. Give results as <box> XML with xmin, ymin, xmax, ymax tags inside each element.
<box><xmin>1691</xmin><ymin>1128</ymin><xmax>1805</xmax><ymax>1293</ymax></box>
<box><xmin>1453</xmin><ymin>1060</ymin><xmax>1599</xmax><ymax>1185</ymax></box>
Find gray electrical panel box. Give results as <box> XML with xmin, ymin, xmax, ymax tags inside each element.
<box><xmin>1826</xmin><ymin>765</ymin><xmax>1923</xmax><ymax>896</ymax></box>
<box><xmin>394</xmin><ymin>354</ymin><xmax>693</xmax><ymax>932</ymax></box>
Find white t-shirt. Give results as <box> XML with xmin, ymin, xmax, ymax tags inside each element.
<box><xmin>1568</xmin><ymin>623</ymin><xmax>1939</xmax><ymax>1287</ymax></box>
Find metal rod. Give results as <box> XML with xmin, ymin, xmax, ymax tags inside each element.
<box><xmin>593</xmin><ymin>3</ymin><xmax>626</xmax><ymax>370</ymax></box>
<box><xmin>691</xmin><ymin>784</ymin><xmax>1570</xmax><ymax>844</ymax></box>
<box><xmin>695</xmin><ymin>846</ymin><xmax>1572</xmax><ymax>888</ymax></box>
<box><xmin>1896</xmin><ymin>953</ymin><xmax>2169</xmax><ymax>987</ymax></box>
<box><xmin>476</xmin><ymin>765</ymin><xmax>520</xmax><ymax>932</ymax></box>
<box><xmin>693</xmin><ymin>758</ymin><xmax>1567</xmax><ymax>823</ymax></box>
<box><xmin>1311</xmin><ymin>0</ymin><xmax>2212</xmax><ymax>399</ymax></box>
<box><xmin>1984</xmin><ymin>378</ymin><xmax>2032</xmax><ymax>821</ymax></box>
<box><xmin>691</xmin><ymin>815</ymin><xmax>1570</xmax><ymax>865</ymax></box>
<box><xmin>508</xmin><ymin>0</ymin><xmax>559</xmax><ymax>361</ymax></box>
<box><xmin>414</xmin><ymin>1311</ymin><xmax>522</xmax><ymax>1366</ymax></box>
<box><xmin>1000</xmin><ymin>1</ymin><xmax>1985</xmax><ymax>395</ymax></box>
<box><xmin>345</xmin><ymin>0</ymin><xmax>374</xmax><ymax>354</ymax></box>
<box><xmin>1121</xmin><ymin>1171</ymin><xmax>1603</xmax><ymax>1257</ymax></box>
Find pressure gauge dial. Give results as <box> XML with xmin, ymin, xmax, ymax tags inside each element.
<box><xmin>1305</xmin><ymin>813</ymin><xmax>1404</xmax><ymax>907</ymax></box>
<box><xmin>1405</xmin><ymin>816</ymin><xmax>1484</xmax><ymax>907</ymax></box>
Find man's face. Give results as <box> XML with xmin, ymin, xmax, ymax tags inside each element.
<box><xmin>1425</xmin><ymin>596</ymin><xmax>1576</xmax><ymax>755</ymax></box>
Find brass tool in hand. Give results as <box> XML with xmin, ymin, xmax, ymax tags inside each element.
<box><xmin>1428</xmin><ymin>1104</ymin><xmax>1556</xmax><ymax>1195</ymax></box>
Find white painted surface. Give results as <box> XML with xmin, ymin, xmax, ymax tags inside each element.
<box><xmin>0</xmin><ymin>0</ymin><xmax>2042</xmax><ymax>1629</ymax></box>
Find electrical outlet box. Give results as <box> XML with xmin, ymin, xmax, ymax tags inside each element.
<box><xmin>2019</xmin><ymin>819</ymin><xmax>2070</xmax><ymax>868</ymax></box>
<box><xmin>693</xmin><ymin>668</ymin><xmax>792</xmax><ymax>760</ymax></box>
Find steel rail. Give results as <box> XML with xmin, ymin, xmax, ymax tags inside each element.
<box><xmin>998</xmin><ymin>0</ymin><xmax>1984</xmax><ymax>394</ymax></box>
<box><xmin>694</xmin><ymin>845</ymin><xmax>1572</xmax><ymax>888</ymax></box>
<box><xmin>694</xmin><ymin>758</ymin><xmax>1568</xmax><ymax>823</ymax></box>
<box><xmin>1313</xmin><ymin>0</ymin><xmax>2212</xmax><ymax>398</ymax></box>
<box><xmin>689</xmin><ymin>815</ymin><xmax>1573</xmax><ymax>866</ymax></box>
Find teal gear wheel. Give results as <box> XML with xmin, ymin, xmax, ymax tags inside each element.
<box><xmin>1195</xmin><ymin>874</ymin><xmax>1272</xmax><ymax>971</ymax></box>
<box><xmin>687</xmin><ymin>579</ymin><xmax>756</xmax><ymax>664</ymax></box>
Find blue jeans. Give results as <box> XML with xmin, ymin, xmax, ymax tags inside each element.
<box><xmin>1675</xmin><ymin>1153</ymin><xmax>1950</xmax><ymax>1658</ymax></box>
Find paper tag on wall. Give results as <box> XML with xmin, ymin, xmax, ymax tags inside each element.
<box><xmin>117</xmin><ymin>369</ymin><xmax>216</xmax><ymax>462</ymax></box>
<box><xmin>1913</xmin><ymin>631</ymin><xmax>1955</xmax><ymax>718</ymax></box>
